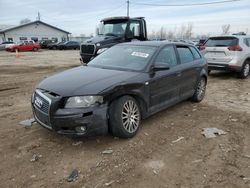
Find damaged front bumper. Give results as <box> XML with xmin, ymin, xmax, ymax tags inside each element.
<box><xmin>31</xmin><ymin>90</ymin><xmax>109</xmax><ymax>136</ymax></box>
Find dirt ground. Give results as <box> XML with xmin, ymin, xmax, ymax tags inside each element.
<box><xmin>0</xmin><ymin>50</ymin><xmax>249</xmax><ymax>188</ymax></box>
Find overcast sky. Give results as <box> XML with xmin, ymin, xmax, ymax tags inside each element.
<box><xmin>0</xmin><ymin>0</ymin><xmax>250</xmax><ymax>36</ymax></box>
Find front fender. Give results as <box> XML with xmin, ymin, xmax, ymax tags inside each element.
<box><xmin>101</xmin><ymin>83</ymin><xmax>149</xmax><ymax>116</ymax></box>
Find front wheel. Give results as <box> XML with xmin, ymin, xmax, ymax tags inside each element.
<box><xmin>191</xmin><ymin>77</ymin><xmax>207</xmax><ymax>102</ymax></box>
<box><xmin>238</xmin><ymin>62</ymin><xmax>250</xmax><ymax>79</ymax></box>
<box><xmin>33</xmin><ymin>47</ymin><xmax>38</xmax><ymax>52</ymax></box>
<box><xmin>109</xmin><ymin>96</ymin><xmax>141</xmax><ymax>138</ymax></box>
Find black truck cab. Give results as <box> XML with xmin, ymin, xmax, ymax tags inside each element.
<box><xmin>80</xmin><ymin>16</ymin><xmax>147</xmax><ymax>64</ymax></box>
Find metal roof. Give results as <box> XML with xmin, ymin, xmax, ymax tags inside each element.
<box><xmin>0</xmin><ymin>20</ymin><xmax>71</xmax><ymax>34</ymax></box>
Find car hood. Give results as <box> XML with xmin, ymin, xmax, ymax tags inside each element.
<box><xmin>37</xmin><ymin>66</ymin><xmax>140</xmax><ymax>97</ymax></box>
<box><xmin>83</xmin><ymin>35</ymin><xmax>121</xmax><ymax>46</ymax></box>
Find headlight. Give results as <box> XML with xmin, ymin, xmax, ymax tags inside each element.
<box><xmin>97</xmin><ymin>48</ymin><xmax>108</xmax><ymax>54</ymax></box>
<box><xmin>65</xmin><ymin>96</ymin><xmax>103</xmax><ymax>108</ymax></box>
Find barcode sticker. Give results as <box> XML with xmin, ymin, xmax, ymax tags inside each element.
<box><xmin>131</xmin><ymin>52</ymin><xmax>149</xmax><ymax>58</ymax></box>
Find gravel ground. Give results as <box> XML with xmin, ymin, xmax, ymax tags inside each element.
<box><xmin>0</xmin><ymin>50</ymin><xmax>249</xmax><ymax>188</ymax></box>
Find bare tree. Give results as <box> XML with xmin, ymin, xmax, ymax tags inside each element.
<box><xmin>178</xmin><ymin>24</ymin><xmax>186</xmax><ymax>39</ymax></box>
<box><xmin>20</xmin><ymin>18</ymin><xmax>31</xmax><ymax>25</ymax></box>
<box><xmin>184</xmin><ymin>23</ymin><xmax>193</xmax><ymax>40</ymax></box>
<box><xmin>221</xmin><ymin>24</ymin><xmax>231</xmax><ymax>35</ymax></box>
<box><xmin>166</xmin><ymin>30</ymin><xmax>174</xmax><ymax>40</ymax></box>
<box><xmin>158</xmin><ymin>26</ymin><xmax>167</xmax><ymax>39</ymax></box>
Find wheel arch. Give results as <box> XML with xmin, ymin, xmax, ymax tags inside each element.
<box><xmin>107</xmin><ymin>92</ymin><xmax>148</xmax><ymax>119</ymax></box>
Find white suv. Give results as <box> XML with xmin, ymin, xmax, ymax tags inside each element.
<box><xmin>201</xmin><ymin>35</ymin><xmax>250</xmax><ymax>78</ymax></box>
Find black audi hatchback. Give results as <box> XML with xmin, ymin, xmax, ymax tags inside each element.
<box><xmin>32</xmin><ymin>41</ymin><xmax>207</xmax><ymax>138</ymax></box>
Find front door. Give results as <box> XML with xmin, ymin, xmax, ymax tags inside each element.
<box><xmin>149</xmin><ymin>45</ymin><xmax>181</xmax><ymax>111</ymax></box>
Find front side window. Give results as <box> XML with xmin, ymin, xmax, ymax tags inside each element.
<box><xmin>155</xmin><ymin>46</ymin><xmax>177</xmax><ymax>67</ymax></box>
<box><xmin>88</xmin><ymin>45</ymin><xmax>157</xmax><ymax>71</ymax></box>
<box><xmin>100</xmin><ymin>21</ymin><xmax>127</xmax><ymax>36</ymax></box>
<box><xmin>177</xmin><ymin>46</ymin><xmax>194</xmax><ymax>64</ymax></box>
<box><xmin>128</xmin><ymin>21</ymin><xmax>140</xmax><ymax>38</ymax></box>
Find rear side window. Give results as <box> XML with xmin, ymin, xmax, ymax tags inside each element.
<box><xmin>177</xmin><ymin>46</ymin><xmax>194</xmax><ymax>64</ymax></box>
<box><xmin>190</xmin><ymin>46</ymin><xmax>201</xmax><ymax>59</ymax></box>
<box><xmin>244</xmin><ymin>38</ymin><xmax>250</xmax><ymax>47</ymax></box>
<box><xmin>205</xmin><ymin>37</ymin><xmax>238</xmax><ymax>47</ymax></box>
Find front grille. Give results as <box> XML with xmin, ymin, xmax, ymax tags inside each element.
<box><xmin>33</xmin><ymin>90</ymin><xmax>52</xmax><ymax>129</ymax></box>
<box><xmin>34</xmin><ymin>91</ymin><xmax>50</xmax><ymax>114</ymax></box>
<box><xmin>34</xmin><ymin>109</ymin><xmax>51</xmax><ymax>128</ymax></box>
<box><xmin>81</xmin><ymin>44</ymin><xmax>95</xmax><ymax>55</ymax></box>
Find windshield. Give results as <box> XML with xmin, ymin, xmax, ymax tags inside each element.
<box><xmin>99</xmin><ymin>21</ymin><xmax>128</xmax><ymax>36</ymax></box>
<box><xmin>88</xmin><ymin>45</ymin><xmax>157</xmax><ymax>71</ymax></box>
<box><xmin>205</xmin><ymin>37</ymin><xmax>238</xmax><ymax>47</ymax></box>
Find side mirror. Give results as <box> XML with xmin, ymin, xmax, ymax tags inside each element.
<box><xmin>134</xmin><ymin>24</ymin><xmax>140</xmax><ymax>37</ymax></box>
<box><xmin>152</xmin><ymin>63</ymin><xmax>170</xmax><ymax>71</ymax></box>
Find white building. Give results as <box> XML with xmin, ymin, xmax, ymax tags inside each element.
<box><xmin>0</xmin><ymin>20</ymin><xmax>70</xmax><ymax>43</ymax></box>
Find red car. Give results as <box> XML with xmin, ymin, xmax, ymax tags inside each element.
<box><xmin>6</xmin><ymin>40</ymin><xmax>40</xmax><ymax>52</ymax></box>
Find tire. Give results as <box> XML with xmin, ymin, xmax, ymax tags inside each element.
<box><xmin>191</xmin><ymin>77</ymin><xmax>207</xmax><ymax>102</ymax></box>
<box><xmin>53</xmin><ymin>46</ymin><xmax>57</xmax><ymax>50</ymax></box>
<box><xmin>109</xmin><ymin>96</ymin><xmax>141</xmax><ymax>138</ymax></box>
<box><xmin>208</xmin><ymin>70</ymin><xmax>211</xmax><ymax>75</ymax></box>
<box><xmin>238</xmin><ymin>62</ymin><xmax>250</xmax><ymax>79</ymax></box>
<box><xmin>33</xmin><ymin>48</ymin><xmax>38</xmax><ymax>52</ymax></box>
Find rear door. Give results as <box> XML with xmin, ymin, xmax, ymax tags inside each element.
<box><xmin>203</xmin><ymin>36</ymin><xmax>239</xmax><ymax>64</ymax></box>
<box><xmin>149</xmin><ymin>45</ymin><xmax>181</xmax><ymax>110</ymax></box>
<box><xmin>176</xmin><ymin>45</ymin><xmax>200</xmax><ymax>99</ymax></box>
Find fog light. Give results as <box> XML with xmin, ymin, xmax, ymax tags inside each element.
<box><xmin>75</xmin><ymin>126</ymin><xmax>87</xmax><ymax>133</ymax></box>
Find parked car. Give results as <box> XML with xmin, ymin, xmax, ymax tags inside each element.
<box><xmin>39</xmin><ymin>40</ymin><xmax>54</xmax><ymax>48</ymax></box>
<box><xmin>58</xmin><ymin>41</ymin><xmax>80</xmax><ymax>50</ymax></box>
<box><xmin>0</xmin><ymin>41</ymin><xmax>15</xmax><ymax>50</ymax></box>
<box><xmin>47</xmin><ymin>41</ymin><xmax>65</xmax><ymax>50</ymax></box>
<box><xmin>6</xmin><ymin>40</ymin><xmax>40</xmax><ymax>52</ymax></box>
<box><xmin>201</xmin><ymin>35</ymin><xmax>250</xmax><ymax>78</ymax></box>
<box><xmin>31</xmin><ymin>41</ymin><xmax>207</xmax><ymax>138</ymax></box>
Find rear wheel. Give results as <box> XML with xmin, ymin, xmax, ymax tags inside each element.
<box><xmin>238</xmin><ymin>62</ymin><xmax>250</xmax><ymax>79</ymax></box>
<box><xmin>109</xmin><ymin>96</ymin><xmax>141</xmax><ymax>138</ymax></box>
<box><xmin>191</xmin><ymin>77</ymin><xmax>207</xmax><ymax>102</ymax></box>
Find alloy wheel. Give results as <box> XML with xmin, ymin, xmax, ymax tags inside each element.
<box><xmin>243</xmin><ymin>63</ymin><xmax>250</xmax><ymax>77</ymax></box>
<box><xmin>197</xmin><ymin>78</ymin><xmax>206</xmax><ymax>100</ymax></box>
<box><xmin>121</xmin><ymin>100</ymin><xmax>140</xmax><ymax>133</ymax></box>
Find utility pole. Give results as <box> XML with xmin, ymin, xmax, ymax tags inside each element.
<box><xmin>37</xmin><ymin>12</ymin><xmax>41</xmax><ymax>21</ymax></box>
<box><xmin>127</xmin><ymin>0</ymin><xmax>130</xmax><ymax>17</ymax></box>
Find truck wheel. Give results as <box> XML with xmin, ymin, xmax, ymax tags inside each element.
<box><xmin>191</xmin><ymin>77</ymin><xmax>207</xmax><ymax>102</ymax></box>
<box><xmin>109</xmin><ymin>96</ymin><xmax>141</xmax><ymax>138</ymax></box>
<box><xmin>238</xmin><ymin>62</ymin><xmax>250</xmax><ymax>79</ymax></box>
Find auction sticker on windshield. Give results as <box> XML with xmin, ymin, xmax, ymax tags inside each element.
<box><xmin>131</xmin><ymin>52</ymin><xmax>149</xmax><ymax>58</ymax></box>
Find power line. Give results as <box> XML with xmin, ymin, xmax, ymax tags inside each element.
<box><xmin>95</xmin><ymin>3</ymin><xmax>126</xmax><ymax>17</ymax></box>
<box><xmin>131</xmin><ymin>0</ymin><xmax>241</xmax><ymax>7</ymax></box>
